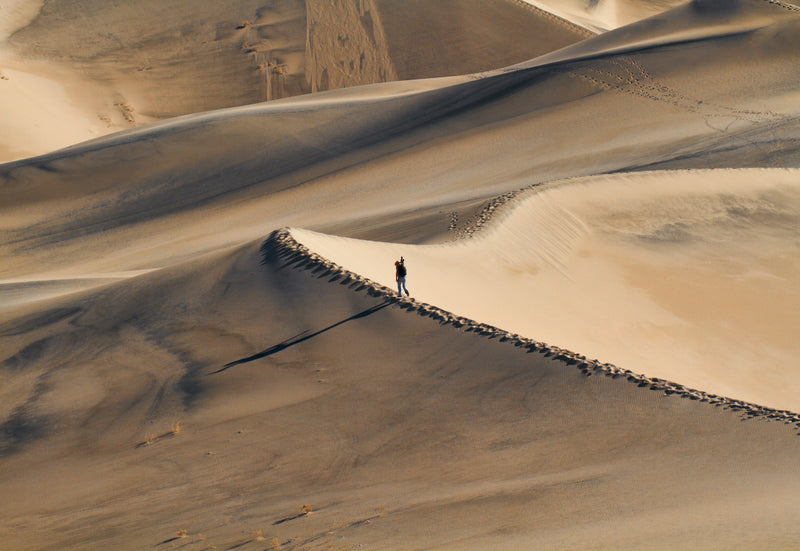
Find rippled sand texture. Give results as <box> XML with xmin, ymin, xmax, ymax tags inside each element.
<box><xmin>1</xmin><ymin>1</ymin><xmax>799</xmax><ymax>549</ymax></box>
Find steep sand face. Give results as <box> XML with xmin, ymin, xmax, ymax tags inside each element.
<box><xmin>5</xmin><ymin>0</ymin><xmax>310</xmax><ymax>110</ymax></box>
<box><xmin>306</xmin><ymin>0</ymin><xmax>404</xmax><ymax>94</ymax></box>
<box><xmin>0</xmin><ymin>0</ymin><xmax>309</xmax><ymax>161</ymax></box>
<box><xmin>1</xmin><ymin>241</ymin><xmax>798</xmax><ymax>550</ymax></box>
<box><xmin>372</xmin><ymin>0</ymin><xmax>591</xmax><ymax>79</ymax></box>
<box><xmin>291</xmin><ymin>169</ymin><xmax>800</xmax><ymax>412</ymax></box>
<box><xmin>3</xmin><ymin>0</ymin><xmax>799</xmax><ymax>284</ymax></box>
<box><xmin>1</xmin><ymin>0</ymin><xmax>800</xmax><ymax>548</ymax></box>
<box><xmin>0</xmin><ymin>0</ymin><xmax>588</xmax><ymax>162</ymax></box>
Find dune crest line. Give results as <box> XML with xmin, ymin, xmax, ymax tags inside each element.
<box><xmin>264</xmin><ymin>227</ymin><xmax>800</xmax><ymax>432</ymax></box>
<box><xmin>763</xmin><ymin>0</ymin><xmax>800</xmax><ymax>12</ymax></box>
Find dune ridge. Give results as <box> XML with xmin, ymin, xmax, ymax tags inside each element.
<box><xmin>2</xmin><ymin>1</ymin><xmax>800</xmax><ymax>548</ymax></box>
<box><xmin>2</xmin><ymin>229</ymin><xmax>798</xmax><ymax>549</ymax></box>
<box><xmin>269</xmin><ymin>227</ymin><xmax>800</xmax><ymax>430</ymax></box>
<box><xmin>4</xmin><ymin>0</ymin><xmax>799</xmax><ymax>286</ymax></box>
<box><xmin>765</xmin><ymin>0</ymin><xmax>800</xmax><ymax>11</ymax></box>
<box><xmin>0</xmin><ymin>0</ymin><xmax>588</xmax><ymax>162</ymax></box>
<box><xmin>291</xmin><ymin>167</ymin><xmax>800</xmax><ymax>412</ymax></box>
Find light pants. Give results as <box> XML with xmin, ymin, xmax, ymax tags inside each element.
<box><xmin>397</xmin><ymin>277</ymin><xmax>408</xmax><ymax>296</ymax></box>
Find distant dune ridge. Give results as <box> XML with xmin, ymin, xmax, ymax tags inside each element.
<box><xmin>2</xmin><ymin>0</ymin><xmax>800</xmax><ymax>549</ymax></box>
<box><xmin>0</xmin><ymin>0</ymin><xmax>587</xmax><ymax>162</ymax></box>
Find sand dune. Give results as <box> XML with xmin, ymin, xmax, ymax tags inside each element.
<box><xmin>1</xmin><ymin>238</ymin><xmax>798</xmax><ymax>550</ymax></box>
<box><xmin>2</xmin><ymin>0</ymin><xmax>800</xmax><ymax>548</ymax></box>
<box><xmin>290</xmin><ymin>168</ymin><xmax>800</xmax><ymax>412</ymax></box>
<box><xmin>0</xmin><ymin>0</ymin><xmax>585</xmax><ymax>162</ymax></box>
<box><xmin>3</xmin><ymin>0</ymin><xmax>798</xmax><ymax>280</ymax></box>
<box><xmin>524</xmin><ymin>0</ymin><xmax>689</xmax><ymax>32</ymax></box>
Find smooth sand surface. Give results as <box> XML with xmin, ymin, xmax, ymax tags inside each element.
<box><xmin>291</xmin><ymin>168</ymin><xmax>800</xmax><ymax>412</ymax></box>
<box><xmin>522</xmin><ymin>0</ymin><xmax>686</xmax><ymax>32</ymax></box>
<box><xmin>0</xmin><ymin>0</ymin><xmax>585</xmax><ymax>162</ymax></box>
<box><xmin>2</xmin><ymin>241</ymin><xmax>799</xmax><ymax>550</ymax></box>
<box><xmin>2</xmin><ymin>0</ymin><xmax>800</xmax><ymax>549</ymax></box>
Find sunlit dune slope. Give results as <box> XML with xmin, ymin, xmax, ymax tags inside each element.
<box><xmin>2</xmin><ymin>1</ymin><xmax>800</xmax><ymax>548</ymax></box>
<box><xmin>0</xmin><ymin>0</ymin><xmax>587</xmax><ymax>162</ymax></box>
<box><xmin>2</xmin><ymin>0</ymin><xmax>799</xmax><ymax>288</ymax></box>
<box><xmin>291</xmin><ymin>168</ymin><xmax>800</xmax><ymax>412</ymax></box>
<box><xmin>1</xmin><ymin>239</ymin><xmax>798</xmax><ymax>550</ymax></box>
<box><xmin>524</xmin><ymin>0</ymin><xmax>690</xmax><ymax>32</ymax></box>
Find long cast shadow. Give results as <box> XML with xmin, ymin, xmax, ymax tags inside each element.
<box><xmin>214</xmin><ymin>300</ymin><xmax>391</xmax><ymax>374</ymax></box>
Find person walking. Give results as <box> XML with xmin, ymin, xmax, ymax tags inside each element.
<box><xmin>395</xmin><ymin>256</ymin><xmax>410</xmax><ymax>297</ymax></box>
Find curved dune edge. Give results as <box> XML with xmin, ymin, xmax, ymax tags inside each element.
<box><xmin>292</xmin><ymin>168</ymin><xmax>800</xmax><ymax>412</ymax></box>
<box><xmin>0</xmin><ymin>0</ymin><xmax>588</xmax><ymax>163</ymax></box>
<box><xmin>265</xmin><ymin>228</ymin><xmax>800</xmax><ymax>430</ymax></box>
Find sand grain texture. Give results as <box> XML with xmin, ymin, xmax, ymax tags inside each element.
<box><xmin>1</xmin><ymin>0</ymin><xmax>800</xmax><ymax>549</ymax></box>
<box><xmin>0</xmin><ymin>0</ymin><xmax>585</xmax><ymax>162</ymax></box>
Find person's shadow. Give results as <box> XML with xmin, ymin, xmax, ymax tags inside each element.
<box><xmin>213</xmin><ymin>300</ymin><xmax>391</xmax><ymax>374</ymax></box>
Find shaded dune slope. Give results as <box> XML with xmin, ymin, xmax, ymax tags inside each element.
<box><xmin>1</xmin><ymin>0</ymin><xmax>586</xmax><ymax>161</ymax></box>
<box><xmin>370</xmin><ymin>0</ymin><xmax>592</xmax><ymax>80</ymax></box>
<box><xmin>289</xmin><ymin>168</ymin><xmax>800</xmax><ymax>412</ymax></box>
<box><xmin>2</xmin><ymin>2</ymin><xmax>800</xmax><ymax>548</ymax></box>
<box><xmin>7</xmin><ymin>0</ymin><xmax>585</xmax><ymax>106</ymax></box>
<box><xmin>2</xmin><ymin>0</ymin><xmax>799</xmax><ymax>282</ymax></box>
<box><xmin>1</xmin><ymin>237</ymin><xmax>799</xmax><ymax>550</ymax></box>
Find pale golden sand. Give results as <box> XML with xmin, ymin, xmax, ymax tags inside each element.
<box><xmin>1</xmin><ymin>1</ymin><xmax>800</xmax><ymax>549</ymax></box>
